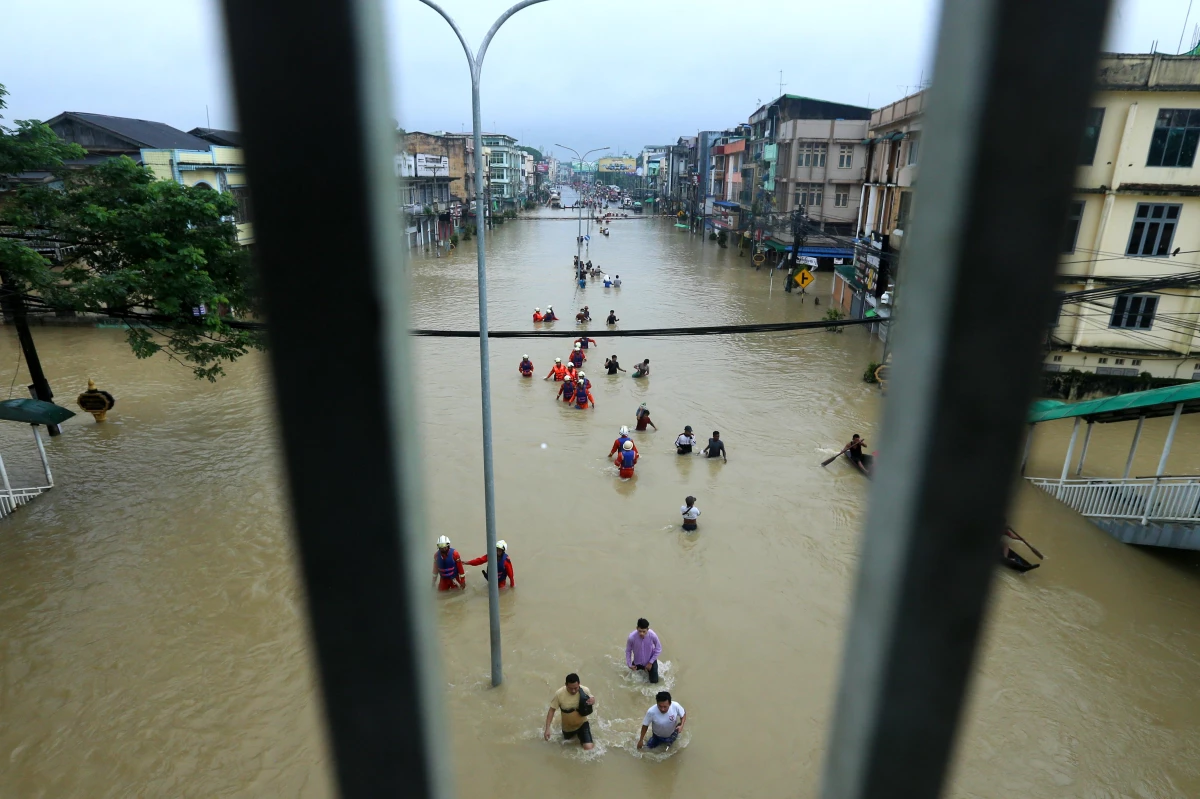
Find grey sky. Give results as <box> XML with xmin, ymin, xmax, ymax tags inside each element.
<box><xmin>0</xmin><ymin>0</ymin><xmax>1188</xmax><ymax>163</ymax></box>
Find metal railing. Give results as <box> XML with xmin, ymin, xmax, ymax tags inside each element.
<box><xmin>0</xmin><ymin>485</ymin><xmax>52</xmax><ymax>518</ymax></box>
<box><xmin>1028</xmin><ymin>476</ymin><xmax>1200</xmax><ymax>525</ymax></box>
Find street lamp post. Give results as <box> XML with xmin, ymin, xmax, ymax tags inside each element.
<box><xmin>556</xmin><ymin>145</ymin><xmax>609</xmax><ymax>268</ymax></box>
<box><xmin>415</xmin><ymin>0</ymin><xmax>550</xmax><ymax>688</ymax></box>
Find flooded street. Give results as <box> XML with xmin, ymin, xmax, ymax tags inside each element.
<box><xmin>2</xmin><ymin>200</ymin><xmax>1200</xmax><ymax>797</ymax></box>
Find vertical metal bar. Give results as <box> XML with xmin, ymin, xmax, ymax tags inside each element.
<box><xmin>217</xmin><ymin>1</ymin><xmax>448</xmax><ymax>796</ymax></box>
<box><xmin>1019</xmin><ymin>423</ymin><xmax>1033</xmax><ymax>475</ymax></box>
<box><xmin>819</xmin><ymin>0</ymin><xmax>1112</xmax><ymax>797</ymax></box>
<box><xmin>1075</xmin><ymin>420</ymin><xmax>1093</xmax><ymax>475</ymax></box>
<box><xmin>1061</xmin><ymin>417</ymin><xmax>1081</xmax><ymax>484</ymax></box>
<box><xmin>31</xmin><ymin>425</ymin><xmax>52</xmax><ymax>486</ymax></box>
<box><xmin>1123</xmin><ymin>414</ymin><xmax>1144</xmax><ymax>479</ymax></box>
<box><xmin>1156</xmin><ymin>402</ymin><xmax>1183</xmax><ymax>476</ymax></box>
<box><xmin>0</xmin><ymin>450</ymin><xmax>13</xmax><ymax>501</ymax></box>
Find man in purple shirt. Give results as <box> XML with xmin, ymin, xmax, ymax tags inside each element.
<box><xmin>625</xmin><ymin>618</ymin><xmax>662</xmax><ymax>683</ymax></box>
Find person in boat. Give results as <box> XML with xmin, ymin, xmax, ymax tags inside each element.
<box><xmin>842</xmin><ymin>434</ymin><xmax>868</xmax><ymax>473</ymax></box>
<box><xmin>632</xmin><ymin>359</ymin><xmax>650</xmax><ymax>378</ymax></box>
<box><xmin>609</xmin><ymin>425</ymin><xmax>638</xmax><ymax>457</ymax></box>
<box><xmin>464</xmin><ymin>539</ymin><xmax>515</xmax><ymax>588</ymax></box>
<box><xmin>533</xmin><ymin>307</ymin><xmax>544</xmax><ymax>322</ymax></box>
<box><xmin>635</xmin><ymin>402</ymin><xmax>657</xmax><ymax>431</ymax></box>
<box><xmin>614</xmin><ymin>439</ymin><xmax>638</xmax><ymax>477</ymax></box>
<box><xmin>557</xmin><ymin>376</ymin><xmax>577</xmax><ymax>404</ymax></box>
<box><xmin>543</xmin><ymin>305</ymin><xmax>558</xmax><ymax>322</ymax></box>
<box><xmin>1000</xmin><ymin>527</ymin><xmax>1041</xmax><ymax>571</ymax></box>
<box><xmin>433</xmin><ymin>535</ymin><xmax>466</xmax><ymax>591</ymax></box>
<box><xmin>606</xmin><ymin>310</ymin><xmax>619</xmax><ymax>325</ymax></box>
<box><xmin>675</xmin><ymin>425</ymin><xmax>697</xmax><ymax>455</ymax></box>
<box><xmin>605</xmin><ymin>355</ymin><xmax>626</xmax><ymax>375</ymax></box>
<box><xmin>519</xmin><ymin>355</ymin><xmax>534</xmax><ymax>377</ymax></box>
<box><xmin>545</xmin><ymin>358</ymin><xmax>568</xmax><ymax>381</ymax></box>
<box><xmin>568</xmin><ymin>345</ymin><xmax>586</xmax><ymax>368</ymax></box>
<box><xmin>680</xmin><ymin>496</ymin><xmax>700</xmax><ymax>531</ymax></box>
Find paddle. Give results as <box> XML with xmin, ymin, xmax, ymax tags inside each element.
<box><xmin>1006</xmin><ymin>528</ymin><xmax>1044</xmax><ymax>560</ymax></box>
<box><xmin>821</xmin><ymin>448</ymin><xmax>848</xmax><ymax>467</ymax></box>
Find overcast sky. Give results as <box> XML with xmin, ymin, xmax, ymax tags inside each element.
<box><xmin>0</xmin><ymin>0</ymin><xmax>1189</xmax><ymax>162</ymax></box>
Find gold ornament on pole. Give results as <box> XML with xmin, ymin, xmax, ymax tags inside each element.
<box><xmin>77</xmin><ymin>379</ymin><xmax>116</xmax><ymax>422</ymax></box>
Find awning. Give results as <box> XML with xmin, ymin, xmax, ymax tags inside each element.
<box><xmin>1027</xmin><ymin>382</ymin><xmax>1200</xmax><ymax>425</ymax></box>
<box><xmin>834</xmin><ymin>264</ymin><xmax>864</xmax><ymax>292</ymax></box>
<box><xmin>712</xmin><ymin>200</ymin><xmax>740</xmax><ymax>209</ymax></box>
<box><xmin>0</xmin><ymin>399</ymin><xmax>76</xmax><ymax>425</ymax></box>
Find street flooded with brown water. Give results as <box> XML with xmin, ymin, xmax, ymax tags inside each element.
<box><xmin>2</xmin><ymin>199</ymin><xmax>1200</xmax><ymax>797</ymax></box>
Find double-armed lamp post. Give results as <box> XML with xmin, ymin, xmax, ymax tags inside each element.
<box><xmin>414</xmin><ymin>0</ymin><xmax>550</xmax><ymax>688</ymax></box>
<box><xmin>556</xmin><ymin>144</ymin><xmax>609</xmax><ymax>265</ymax></box>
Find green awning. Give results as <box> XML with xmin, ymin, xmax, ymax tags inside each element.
<box><xmin>0</xmin><ymin>399</ymin><xmax>76</xmax><ymax>425</ymax></box>
<box><xmin>834</xmin><ymin>264</ymin><xmax>864</xmax><ymax>292</ymax></box>
<box><xmin>1027</xmin><ymin>382</ymin><xmax>1200</xmax><ymax>425</ymax></box>
<box><xmin>763</xmin><ymin>240</ymin><xmax>787</xmax><ymax>252</ymax></box>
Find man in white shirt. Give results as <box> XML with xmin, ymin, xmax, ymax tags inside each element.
<box><xmin>637</xmin><ymin>691</ymin><xmax>686</xmax><ymax>750</ymax></box>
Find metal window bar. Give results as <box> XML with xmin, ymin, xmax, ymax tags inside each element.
<box><xmin>215</xmin><ymin>0</ymin><xmax>1111</xmax><ymax>796</ymax></box>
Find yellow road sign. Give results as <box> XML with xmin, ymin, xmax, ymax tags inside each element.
<box><xmin>794</xmin><ymin>268</ymin><xmax>814</xmax><ymax>289</ymax></box>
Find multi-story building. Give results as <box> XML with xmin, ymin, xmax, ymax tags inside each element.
<box><xmin>479</xmin><ymin>133</ymin><xmax>519</xmax><ymax>208</ymax></box>
<box><xmin>397</xmin><ymin>131</ymin><xmax>475</xmax><ymax>248</ymax></box>
<box><xmin>1049</xmin><ymin>52</ymin><xmax>1200</xmax><ymax>379</ymax></box>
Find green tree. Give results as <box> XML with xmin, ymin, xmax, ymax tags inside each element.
<box><xmin>0</xmin><ymin>85</ymin><xmax>262</xmax><ymax>381</ymax></box>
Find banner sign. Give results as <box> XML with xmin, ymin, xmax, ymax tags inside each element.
<box><xmin>414</xmin><ymin>153</ymin><xmax>449</xmax><ymax>177</ymax></box>
<box><xmin>597</xmin><ymin>157</ymin><xmax>637</xmax><ymax>173</ymax></box>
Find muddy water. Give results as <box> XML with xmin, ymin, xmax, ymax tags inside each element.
<box><xmin>0</xmin><ymin>196</ymin><xmax>1198</xmax><ymax>797</ymax></box>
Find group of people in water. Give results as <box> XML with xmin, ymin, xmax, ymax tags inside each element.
<box><xmin>573</xmin><ymin>257</ymin><xmax>623</xmax><ymax>290</ymax></box>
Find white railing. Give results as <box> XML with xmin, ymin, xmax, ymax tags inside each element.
<box><xmin>1027</xmin><ymin>476</ymin><xmax>1200</xmax><ymax>525</ymax></box>
<box><xmin>0</xmin><ymin>486</ymin><xmax>51</xmax><ymax>519</ymax></box>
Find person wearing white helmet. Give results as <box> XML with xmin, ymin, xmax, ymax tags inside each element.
<box><xmin>465</xmin><ymin>539</ymin><xmax>515</xmax><ymax>588</ymax></box>
<box><xmin>433</xmin><ymin>535</ymin><xmax>466</xmax><ymax>591</ymax></box>
<box><xmin>614</xmin><ymin>438</ymin><xmax>639</xmax><ymax>478</ymax></box>
<box><xmin>518</xmin><ymin>354</ymin><xmax>534</xmax><ymax>377</ymax></box>
<box><xmin>568</xmin><ymin>345</ymin><xmax>585</xmax><ymax>368</ymax></box>
<box><xmin>574</xmin><ymin>333</ymin><xmax>597</xmax><ymax>352</ymax></box>
<box><xmin>609</xmin><ymin>425</ymin><xmax>638</xmax><ymax>457</ymax></box>
<box><xmin>533</xmin><ymin>307</ymin><xmax>544</xmax><ymax>322</ymax></box>
<box><xmin>545</xmin><ymin>357</ymin><xmax>568</xmax><ymax>381</ymax></box>
<box><xmin>543</xmin><ymin>305</ymin><xmax>558</xmax><ymax>322</ymax></box>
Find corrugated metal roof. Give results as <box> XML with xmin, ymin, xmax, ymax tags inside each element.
<box><xmin>1028</xmin><ymin>382</ymin><xmax>1200</xmax><ymax>424</ymax></box>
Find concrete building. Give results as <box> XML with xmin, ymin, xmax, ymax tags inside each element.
<box><xmin>140</xmin><ymin>144</ymin><xmax>254</xmax><ymax>245</ymax></box>
<box><xmin>479</xmin><ymin>133</ymin><xmax>519</xmax><ymax>208</ymax></box>
<box><xmin>1049</xmin><ymin>53</ymin><xmax>1200</xmax><ymax>379</ymax></box>
<box><xmin>397</xmin><ymin>131</ymin><xmax>474</xmax><ymax>248</ymax></box>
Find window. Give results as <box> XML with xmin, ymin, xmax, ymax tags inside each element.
<box><xmin>490</xmin><ymin>152</ymin><xmax>506</xmax><ymax>166</ymax></box>
<box><xmin>798</xmin><ymin>143</ymin><xmax>827</xmax><ymax>167</ymax></box>
<box><xmin>838</xmin><ymin>145</ymin><xmax>854</xmax><ymax>168</ymax></box>
<box><xmin>834</xmin><ymin>186</ymin><xmax>850</xmax><ymax>207</ymax></box>
<box><xmin>794</xmin><ymin>183</ymin><xmax>822</xmax><ymax>207</ymax></box>
<box><xmin>1126</xmin><ymin>203</ymin><xmax>1180</xmax><ymax>256</ymax></box>
<box><xmin>897</xmin><ymin>191</ymin><xmax>913</xmax><ymax>229</ymax></box>
<box><xmin>229</xmin><ymin>186</ymin><xmax>252</xmax><ymax>224</ymax></box>
<box><xmin>1098</xmin><ymin>357</ymin><xmax>1108</xmax><ymax>364</ymax></box>
<box><xmin>907</xmin><ymin>135</ymin><xmax>920</xmax><ymax>166</ymax></box>
<box><xmin>1063</xmin><ymin>200</ymin><xmax>1084</xmax><ymax>253</ymax></box>
<box><xmin>1147</xmin><ymin>108</ymin><xmax>1200</xmax><ymax>168</ymax></box>
<box><xmin>1109</xmin><ymin>294</ymin><xmax>1158</xmax><ymax>329</ymax></box>
<box><xmin>1052</xmin><ymin>355</ymin><xmax>1063</xmax><ymax>362</ymax></box>
<box><xmin>1115</xmin><ymin>358</ymin><xmax>1125</xmax><ymax>365</ymax></box>
<box><xmin>1133</xmin><ymin>359</ymin><xmax>1142</xmax><ymax>366</ymax></box>
<box><xmin>1078</xmin><ymin>107</ymin><xmax>1104</xmax><ymax>165</ymax></box>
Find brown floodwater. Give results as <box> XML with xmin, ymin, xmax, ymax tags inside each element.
<box><xmin>1</xmin><ymin>199</ymin><xmax>1198</xmax><ymax>798</ymax></box>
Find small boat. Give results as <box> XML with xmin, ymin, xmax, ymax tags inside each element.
<box><xmin>839</xmin><ymin>451</ymin><xmax>873</xmax><ymax>478</ymax></box>
<box><xmin>1001</xmin><ymin>550</ymin><xmax>1040</xmax><ymax>573</ymax></box>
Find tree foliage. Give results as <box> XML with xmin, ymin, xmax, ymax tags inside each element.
<box><xmin>0</xmin><ymin>84</ymin><xmax>263</xmax><ymax>380</ymax></box>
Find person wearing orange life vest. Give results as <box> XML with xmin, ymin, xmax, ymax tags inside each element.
<box><xmin>574</xmin><ymin>378</ymin><xmax>595</xmax><ymax>409</ymax></box>
<box><xmin>519</xmin><ymin>355</ymin><xmax>534</xmax><ymax>377</ymax></box>
<box><xmin>545</xmin><ymin>358</ymin><xmax>568</xmax><ymax>381</ymax></box>
<box><xmin>614</xmin><ymin>439</ymin><xmax>638</xmax><ymax>478</ymax></box>
<box><xmin>576</xmin><ymin>370</ymin><xmax>591</xmax><ymax>391</ymax></box>
<box><xmin>568</xmin><ymin>346</ymin><xmax>585</xmax><ymax>368</ymax></box>
<box><xmin>557</xmin><ymin>376</ymin><xmax>577</xmax><ymax>404</ymax></box>
<box><xmin>574</xmin><ymin>335</ymin><xmax>597</xmax><ymax>352</ymax></box>
<box><xmin>565</xmin><ymin>363</ymin><xmax>578</xmax><ymax>382</ymax></box>
<box><xmin>533</xmin><ymin>307</ymin><xmax>544</xmax><ymax>322</ymax></box>
<box><xmin>432</xmin><ymin>535</ymin><xmax>466</xmax><ymax>591</ymax></box>
<box><xmin>465</xmin><ymin>540</ymin><xmax>515</xmax><ymax>587</ymax></box>
<box><xmin>609</xmin><ymin>425</ymin><xmax>638</xmax><ymax>457</ymax></box>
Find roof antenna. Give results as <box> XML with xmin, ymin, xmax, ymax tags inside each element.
<box><xmin>1179</xmin><ymin>0</ymin><xmax>1195</xmax><ymax>54</ymax></box>
<box><xmin>778</xmin><ymin>70</ymin><xmax>785</xmax><ymax>97</ymax></box>
<box><xmin>206</xmin><ymin>104</ymin><xmax>211</xmax><ymax>128</ymax></box>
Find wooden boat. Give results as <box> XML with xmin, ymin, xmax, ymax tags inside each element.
<box><xmin>842</xmin><ymin>451</ymin><xmax>873</xmax><ymax>478</ymax></box>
